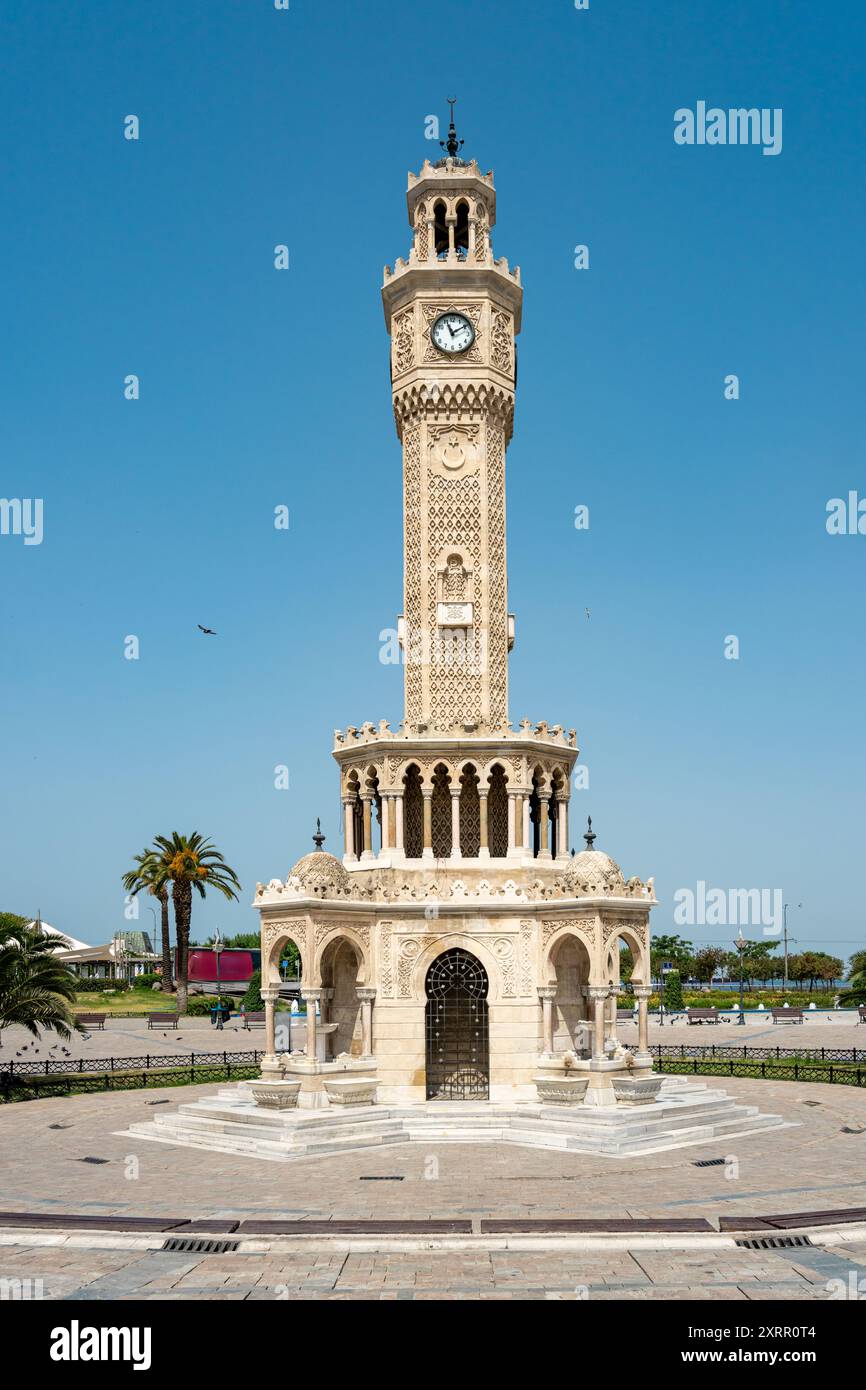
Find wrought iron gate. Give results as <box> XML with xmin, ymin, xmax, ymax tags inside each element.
<box><xmin>425</xmin><ymin>949</ymin><xmax>489</xmax><ymax>1100</ymax></box>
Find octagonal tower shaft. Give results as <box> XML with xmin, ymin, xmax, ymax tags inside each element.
<box><xmin>382</xmin><ymin>157</ymin><xmax>523</xmax><ymax>735</ymax></box>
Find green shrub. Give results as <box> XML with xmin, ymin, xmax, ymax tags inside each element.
<box><xmin>663</xmin><ymin>971</ymin><xmax>684</xmax><ymax>1011</ymax></box>
<box><xmin>184</xmin><ymin>994</ymin><xmax>234</xmax><ymax>1017</ymax></box>
<box><xmin>132</xmin><ymin>973</ymin><xmax>161</xmax><ymax>991</ymax></box>
<box><xmin>242</xmin><ymin>969</ymin><xmax>264</xmax><ymax>1013</ymax></box>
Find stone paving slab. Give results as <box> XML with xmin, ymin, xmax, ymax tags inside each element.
<box><xmin>2</xmin><ymin>1072</ymin><xmax>866</xmax><ymax>1299</ymax></box>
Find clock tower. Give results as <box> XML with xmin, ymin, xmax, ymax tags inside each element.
<box><xmin>384</xmin><ymin>119</ymin><xmax>521</xmax><ymax>734</ymax></box>
<box><xmin>251</xmin><ymin>112</ymin><xmax>656</xmax><ymax>1109</ymax></box>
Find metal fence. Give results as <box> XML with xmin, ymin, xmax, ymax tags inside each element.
<box><xmin>653</xmin><ymin>1044</ymin><xmax>865</xmax><ymax>1062</ymax></box>
<box><xmin>657</xmin><ymin>1055</ymin><xmax>866</xmax><ymax>1086</ymax></box>
<box><xmin>0</xmin><ymin>1050</ymin><xmax>262</xmax><ymax>1080</ymax></box>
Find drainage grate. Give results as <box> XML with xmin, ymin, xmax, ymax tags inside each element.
<box><xmin>359</xmin><ymin>1176</ymin><xmax>404</xmax><ymax>1182</ymax></box>
<box><xmin>77</xmin><ymin>1156</ymin><xmax>110</xmax><ymax>1165</ymax></box>
<box><xmin>693</xmin><ymin>1158</ymin><xmax>726</xmax><ymax>1167</ymax></box>
<box><xmin>736</xmin><ymin>1234</ymin><xmax>813</xmax><ymax>1250</ymax></box>
<box><xmin>162</xmin><ymin>1237</ymin><xmax>240</xmax><ymax>1254</ymax></box>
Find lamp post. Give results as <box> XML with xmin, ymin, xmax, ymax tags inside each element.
<box><xmin>782</xmin><ymin>902</ymin><xmax>802</xmax><ymax>993</ymax></box>
<box><xmin>213</xmin><ymin>929</ymin><xmax>224</xmax><ymax>1031</ymax></box>
<box><xmin>659</xmin><ymin>961</ymin><xmax>673</xmax><ymax>1027</ymax></box>
<box><xmin>734</xmin><ymin>930</ymin><xmax>746</xmax><ymax>1026</ymax></box>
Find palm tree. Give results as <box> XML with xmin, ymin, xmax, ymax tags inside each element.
<box><xmin>149</xmin><ymin>833</ymin><xmax>241</xmax><ymax>1013</ymax></box>
<box><xmin>0</xmin><ymin>922</ymin><xmax>83</xmax><ymax>1040</ymax></box>
<box><xmin>122</xmin><ymin>850</ymin><xmax>174</xmax><ymax>992</ymax></box>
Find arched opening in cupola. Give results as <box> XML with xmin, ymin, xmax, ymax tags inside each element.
<box><xmin>403</xmin><ymin>763</ymin><xmax>423</xmax><ymax>859</ymax></box>
<box><xmin>433</xmin><ymin>200</ymin><xmax>448</xmax><ymax>258</ymax></box>
<box><xmin>455</xmin><ymin>199</ymin><xmax>470</xmax><ymax>259</ymax></box>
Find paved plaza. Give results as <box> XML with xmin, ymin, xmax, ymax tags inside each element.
<box><xmin>1</xmin><ymin>1072</ymin><xmax>865</xmax><ymax>1299</ymax></box>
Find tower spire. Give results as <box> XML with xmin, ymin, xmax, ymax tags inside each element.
<box><xmin>440</xmin><ymin>97</ymin><xmax>464</xmax><ymax>158</ymax></box>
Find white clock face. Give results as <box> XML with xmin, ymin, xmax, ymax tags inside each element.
<box><xmin>431</xmin><ymin>312</ymin><xmax>474</xmax><ymax>355</ymax></box>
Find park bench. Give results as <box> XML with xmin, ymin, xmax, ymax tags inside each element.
<box><xmin>147</xmin><ymin>1012</ymin><xmax>180</xmax><ymax>1030</ymax></box>
<box><xmin>616</xmin><ymin>1009</ymin><xmax>636</xmax><ymax>1023</ymax></box>
<box><xmin>75</xmin><ymin>1013</ymin><xmax>106</xmax><ymax>1030</ymax></box>
<box><xmin>772</xmin><ymin>1008</ymin><xmax>804</xmax><ymax>1024</ymax></box>
<box><xmin>686</xmin><ymin>1007</ymin><xmax>721</xmax><ymax>1025</ymax></box>
<box><xmin>241</xmin><ymin>1011</ymin><xmax>266</xmax><ymax>1030</ymax></box>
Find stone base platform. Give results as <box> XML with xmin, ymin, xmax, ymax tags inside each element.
<box><xmin>120</xmin><ymin>1076</ymin><xmax>794</xmax><ymax>1162</ymax></box>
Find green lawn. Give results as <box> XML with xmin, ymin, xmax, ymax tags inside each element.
<box><xmin>74</xmin><ymin>990</ymin><xmax>175</xmax><ymax>1015</ymax></box>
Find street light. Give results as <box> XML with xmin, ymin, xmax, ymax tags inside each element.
<box><xmin>733</xmin><ymin>929</ymin><xmax>746</xmax><ymax>1026</ymax></box>
<box><xmin>783</xmin><ymin>903</ymin><xmax>802</xmax><ymax>993</ymax></box>
<box><xmin>213</xmin><ymin>928</ymin><xmax>224</xmax><ymax>1031</ymax></box>
<box><xmin>659</xmin><ymin>961</ymin><xmax>673</xmax><ymax>1027</ymax></box>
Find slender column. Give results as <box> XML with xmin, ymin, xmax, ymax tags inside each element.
<box><xmin>422</xmin><ymin>788</ymin><xmax>434</xmax><ymax>860</ymax></box>
<box><xmin>478</xmin><ymin>789</ymin><xmax>490</xmax><ymax>859</ymax></box>
<box><xmin>356</xmin><ymin>987</ymin><xmax>376</xmax><ymax>1059</ymax></box>
<box><xmin>537</xmin><ymin>985</ymin><xmax>557</xmax><ymax>1056</ymax></box>
<box><xmin>360</xmin><ymin>794</ymin><xmax>374</xmax><ymax>860</ymax></box>
<box><xmin>633</xmin><ymin>985</ymin><xmax>652</xmax><ymax>1061</ymax></box>
<box><xmin>522</xmin><ymin>795</ymin><xmax>531</xmax><ymax>852</ymax></box>
<box><xmin>556</xmin><ymin>797</ymin><xmax>569</xmax><ymax>860</ymax></box>
<box><xmin>450</xmin><ymin>788</ymin><xmax>460</xmax><ymax>858</ymax></box>
<box><xmin>446</xmin><ymin>214</ymin><xmax>456</xmax><ymax>262</ymax></box>
<box><xmin>342</xmin><ymin>798</ymin><xmax>357</xmax><ymax>862</ymax></box>
<box><xmin>302</xmin><ymin>989</ymin><xmax>322</xmax><ymax>1060</ymax></box>
<box><xmin>537</xmin><ymin>795</ymin><xmax>551</xmax><ymax>860</ymax></box>
<box><xmin>604</xmin><ymin>986</ymin><xmax>618</xmax><ymax>1047</ymax></box>
<box><xmin>507</xmin><ymin>792</ymin><xmax>517</xmax><ymax>854</ymax></box>
<box><xmin>588</xmin><ymin>986</ymin><xmax>608</xmax><ymax>1060</ymax></box>
<box><xmin>262</xmin><ymin>988</ymin><xmax>278</xmax><ymax>1059</ymax></box>
<box><xmin>426</xmin><ymin>216</ymin><xmax>436</xmax><ymax>264</ymax></box>
<box><xmin>380</xmin><ymin>796</ymin><xmax>391</xmax><ymax>856</ymax></box>
<box><xmin>394</xmin><ymin>791</ymin><xmax>404</xmax><ymax>851</ymax></box>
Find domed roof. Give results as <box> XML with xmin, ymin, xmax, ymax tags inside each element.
<box><xmin>287</xmin><ymin>850</ymin><xmax>350</xmax><ymax>897</ymax></box>
<box><xmin>561</xmin><ymin>818</ymin><xmax>626</xmax><ymax>895</ymax></box>
<box><xmin>564</xmin><ymin>848</ymin><xmax>625</xmax><ymax>894</ymax></box>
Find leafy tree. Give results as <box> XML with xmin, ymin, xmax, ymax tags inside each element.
<box><xmin>0</xmin><ymin>912</ymin><xmax>30</xmax><ymax>933</ymax></box>
<box><xmin>692</xmin><ymin>946</ymin><xmax>727</xmax><ymax>985</ymax></box>
<box><xmin>650</xmin><ymin>934</ymin><xmax>693</xmax><ymax>979</ymax></box>
<box><xmin>122</xmin><ymin>851</ymin><xmax>173</xmax><ymax>991</ymax></box>
<box><xmin>0</xmin><ymin>921</ymin><xmax>83</xmax><ymax>1039</ymax></box>
<box><xmin>136</xmin><ymin>834</ymin><xmax>241</xmax><ymax>1014</ymax></box>
<box><xmin>219</xmin><ymin>932</ymin><xmax>260</xmax><ymax>949</ymax></box>
<box><xmin>847</xmin><ymin>950</ymin><xmax>866</xmax><ymax>989</ymax></box>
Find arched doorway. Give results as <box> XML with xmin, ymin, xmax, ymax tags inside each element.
<box><xmin>425</xmin><ymin>948</ymin><xmax>489</xmax><ymax>1100</ymax></box>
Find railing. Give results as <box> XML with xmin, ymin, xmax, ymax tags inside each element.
<box><xmin>653</xmin><ymin>1044</ymin><xmax>864</xmax><ymax>1062</ymax></box>
<box><xmin>0</xmin><ymin>1045</ymin><xmax>264</xmax><ymax>1100</ymax></box>
<box><xmin>656</xmin><ymin>1053</ymin><xmax>866</xmax><ymax>1087</ymax></box>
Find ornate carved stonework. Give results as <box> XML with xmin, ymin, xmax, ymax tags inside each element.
<box><xmin>541</xmin><ymin>917</ymin><xmax>596</xmax><ymax>949</ymax></box>
<box><xmin>519</xmin><ymin>920</ymin><xmax>533</xmax><ymax>995</ymax></box>
<box><xmin>392</xmin><ymin>306</ymin><xmax>415</xmax><ymax>376</ymax></box>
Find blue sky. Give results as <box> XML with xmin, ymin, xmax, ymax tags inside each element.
<box><xmin>1</xmin><ymin>0</ymin><xmax>864</xmax><ymax>963</ymax></box>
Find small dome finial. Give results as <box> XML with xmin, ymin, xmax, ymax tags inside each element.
<box><xmin>440</xmin><ymin>97</ymin><xmax>464</xmax><ymax>159</ymax></box>
<box><xmin>584</xmin><ymin>816</ymin><xmax>596</xmax><ymax>850</ymax></box>
<box><xmin>312</xmin><ymin>818</ymin><xmax>326</xmax><ymax>851</ymax></box>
